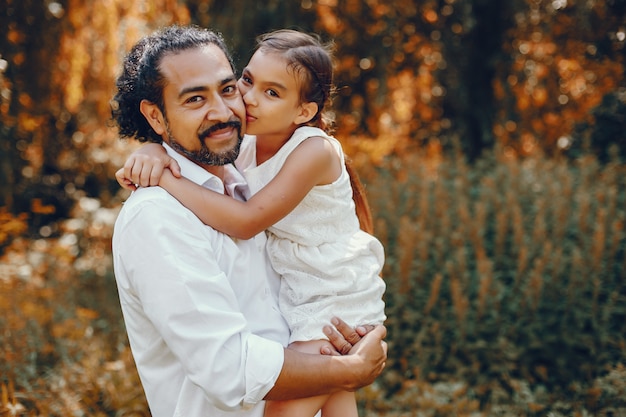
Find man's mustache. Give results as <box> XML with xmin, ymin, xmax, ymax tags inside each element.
<box><xmin>199</xmin><ymin>120</ymin><xmax>242</xmax><ymax>140</ymax></box>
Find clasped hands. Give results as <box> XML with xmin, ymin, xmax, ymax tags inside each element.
<box><xmin>320</xmin><ymin>317</ymin><xmax>386</xmax><ymax>356</ymax></box>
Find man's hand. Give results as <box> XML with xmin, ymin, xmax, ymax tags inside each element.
<box><xmin>321</xmin><ymin>317</ymin><xmax>376</xmax><ymax>355</ymax></box>
<box><xmin>267</xmin><ymin>324</ymin><xmax>387</xmax><ymax>400</ymax></box>
<box><xmin>341</xmin><ymin>324</ymin><xmax>387</xmax><ymax>390</ymax></box>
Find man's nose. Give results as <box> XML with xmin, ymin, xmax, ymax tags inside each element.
<box><xmin>206</xmin><ymin>97</ymin><xmax>233</xmax><ymax>122</ymax></box>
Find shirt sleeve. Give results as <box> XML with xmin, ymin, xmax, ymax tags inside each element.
<box><xmin>113</xmin><ymin>188</ymin><xmax>284</xmax><ymax>411</ymax></box>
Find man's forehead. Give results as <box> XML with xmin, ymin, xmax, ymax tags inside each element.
<box><xmin>159</xmin><ymin>45</ymin><xmax>235</xmax><ymax>85</ymax></box>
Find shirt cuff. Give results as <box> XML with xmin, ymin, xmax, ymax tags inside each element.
<box><xmin>243</xmin><ymin>334</ymin><xmax>285</xmax><ymax>408</ymax></box>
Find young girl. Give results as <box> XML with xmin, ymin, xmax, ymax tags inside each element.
<box><xmin>117</xmin><ymin>29</ymin><xmax>386</xmax><ymax>417</ymax></box>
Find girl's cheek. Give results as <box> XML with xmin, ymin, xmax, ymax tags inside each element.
<box><xmin>236</xmin><ymin>80</ymin><xmax>248</xmax><ymax>94</ymax></box>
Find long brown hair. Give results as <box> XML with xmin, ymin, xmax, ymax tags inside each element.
<box><xmin>345</xmin><ymin>157</ymin><xmax>374</xmax><ymax>234</ymax></box>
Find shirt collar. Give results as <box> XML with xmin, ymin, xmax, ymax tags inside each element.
<box><xmin>223</xmin><ymin>163</ymin><xmax>250</xmax><ymax>201</ymax></box>
<box><xmin>163</xmin><ymin>143</ymin><xmax>224</xmax><ymax>193</ymax></box>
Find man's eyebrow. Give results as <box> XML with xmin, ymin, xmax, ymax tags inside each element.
<box><xmin>178</xmin><ymin>86</ymin><xmax>208</xmax><ymax>98</ymax></box>
<box><xmin>219</xmin><ymin>75</ymin><xmax>238</xmax><ymax>86</ymax></box>
<box><xmin>178</xmin><ymin>75</ymin><xmax>237</xmax><ymax>98</ymax></box>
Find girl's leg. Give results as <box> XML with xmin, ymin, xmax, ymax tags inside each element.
<box><xmin>264</xmin><ymin>394</ymin><xmax>328</xmax><ymax>417</ymax></box>
<box><xmin>265</xmin><ymin>339</ymin><xmax>344</xmax><ymax>417</ymax></box>
<box><xmin>321</xmin><ymin>390</ymin><xmax>358</xmax><ymax>417</ymax></box>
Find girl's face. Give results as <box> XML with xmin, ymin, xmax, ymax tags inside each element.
<box><xmin>237</xmin><ymin>50</ymin><xmax>314</xmax><ymax>139</ymax></box>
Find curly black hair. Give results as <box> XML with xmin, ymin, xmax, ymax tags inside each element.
<box><xmin>111</xmin><ymin>25</ymin><xmax>235</xmax><ymax>143</ymax></box>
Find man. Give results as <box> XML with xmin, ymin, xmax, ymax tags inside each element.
<box><xmin>110</xmin><ymin>25</ymin><xmax>387</xmax><ymax>417</ymax></box>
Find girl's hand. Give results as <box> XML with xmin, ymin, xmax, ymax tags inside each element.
<box><xmin>115</xmin><ymin>143</ymin><xmax>181</xmax><ymax>189</ymax></box>
<box><xmin>116</xmin><ymin>167</ymin><xmax>138</xmax><ymax>191</ymax></box>
<box><xmin>320</xmin><ymin>317</ymin><xmax>376</xmax><ymax>356</ymax></box>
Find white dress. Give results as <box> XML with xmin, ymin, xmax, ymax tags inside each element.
<box><xmin>237</xmin><ymin>126</ymin><xmax>386</xmax><ymax>343</ymax></box>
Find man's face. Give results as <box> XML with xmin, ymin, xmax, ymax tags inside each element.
<box><xmin>153</xmin><ymin>45</ymin><xmax>246</xmax><ymax>167</ymax></box>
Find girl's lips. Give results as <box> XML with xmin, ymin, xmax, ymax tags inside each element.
<box><xmin>246</xmin><ymin>113</ymin><xmax>256</xmax><ymax>123</ymax></box>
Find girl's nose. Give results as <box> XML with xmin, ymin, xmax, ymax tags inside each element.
<box><xmin>243</xmin><ymin>89</ymin><xmax>257</xmax><ymax>106</ymax></box>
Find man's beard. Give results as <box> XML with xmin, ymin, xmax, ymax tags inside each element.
<box><xmin>167</xmin><ymin>120</ymin><xmax>243</xmax><ymax>166</ymax></box>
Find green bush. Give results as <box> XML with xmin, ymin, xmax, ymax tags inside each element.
<box><xmin>358</xmin><ymin>148</ymin><xmax>626</xmax><ymax>414</ymax></box>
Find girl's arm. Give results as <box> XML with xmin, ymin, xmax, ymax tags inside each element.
<box><xmin>115</xmin><ymin>143</ymin><xmax>181</xmax><ymax>191</ymax></box>
<box><xmin>160</xmin><ymin>136</ymin><xmax>341</xmax><ymax>239</ymax></box>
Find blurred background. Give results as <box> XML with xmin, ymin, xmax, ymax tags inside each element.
<box><xmin>1</xmin><ymin>0</ymin><xmax>625</xmax><ymax>415</ymax></box>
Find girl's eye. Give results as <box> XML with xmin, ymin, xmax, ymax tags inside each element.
<box><xmin>240</xmin><ymin>75</ymin><xmax>252</xmax><ymax>84</ymax></box>
<box><xmin>266</xmin><ymin>89</ymin><xmax>279</xmax><ymax>98</ymax></box>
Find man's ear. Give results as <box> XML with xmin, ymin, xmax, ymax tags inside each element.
<box><xmin>140</xmin><ymin>99</ymin><xmax>167</xmax><ymax>135</ymax></box>
<box><xmin>294</xmin><ymin>102</ymin><xmax>319</xmax><ymax>125</ymax></box>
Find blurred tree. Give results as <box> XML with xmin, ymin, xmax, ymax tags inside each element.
<box><xmin>433</xmin><ymin>0</ymin><xmax>526</xmax><ymax>160</ymax></box>
<box><xmin>0</xmin><ymin>0</ymin><xmax>188</xmax><ymax>236</ymax></box>
<box><xmin>185</xmin><ymin>0</ymin><xmax>317</xmax><ymax>69</ymax></box>
<box><xmin>570</xmin><ymin>90</ymin><xmax>626</xmax><ymax>162</ymax></box>
<box><xmin>0</xmin><ymin>0</ymin><xmax>67</xmax><ymax>221</ymax></box>
<box><xmin>0</xmin><ymin>0</ymin><xmax>624</xmax><ymax>234</ymax></box>
<box><xmin>493</xmin><ymin>0</ymin><xmax>626</xmax><ymax>156</ymax></box>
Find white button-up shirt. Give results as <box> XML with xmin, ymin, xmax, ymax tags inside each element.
<box><xmin>112</xmin><ymin>144</ymin><xmax>290</xmax><ymax>417</ymax></box>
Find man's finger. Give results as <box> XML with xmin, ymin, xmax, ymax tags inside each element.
<box><xmin>323</xmin><ymin>325</ymin><xmax>352</xmax><ymax>355</ymax></box>
<box><xmin>331</xmin><ymin>317</ymin><xmax>361</xmax><ymax>346</ymax></box>
<box><xmin>319</xmin><ymin>342</ymin><xmax>340</xmax><ymax>356</ymax></box>
<box><xmin>356</xmin><ymin>324</ymin><xmax>375</xmax><ymax>336</ymax></box>
<box><xmin>368</xmin><ymin>325</ymin><xmax>387</xmax><ymax>343</ymax></box>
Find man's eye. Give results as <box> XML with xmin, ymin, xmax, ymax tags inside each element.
<box><xmin>224</xmin><ymin>85</ymin><xmax>237</xmax><ymax>94</ymax></box>
<box><xmin>186</xmin><ymin>95</ymin><xmax>203</xmax><ymax>103</ymax></box>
